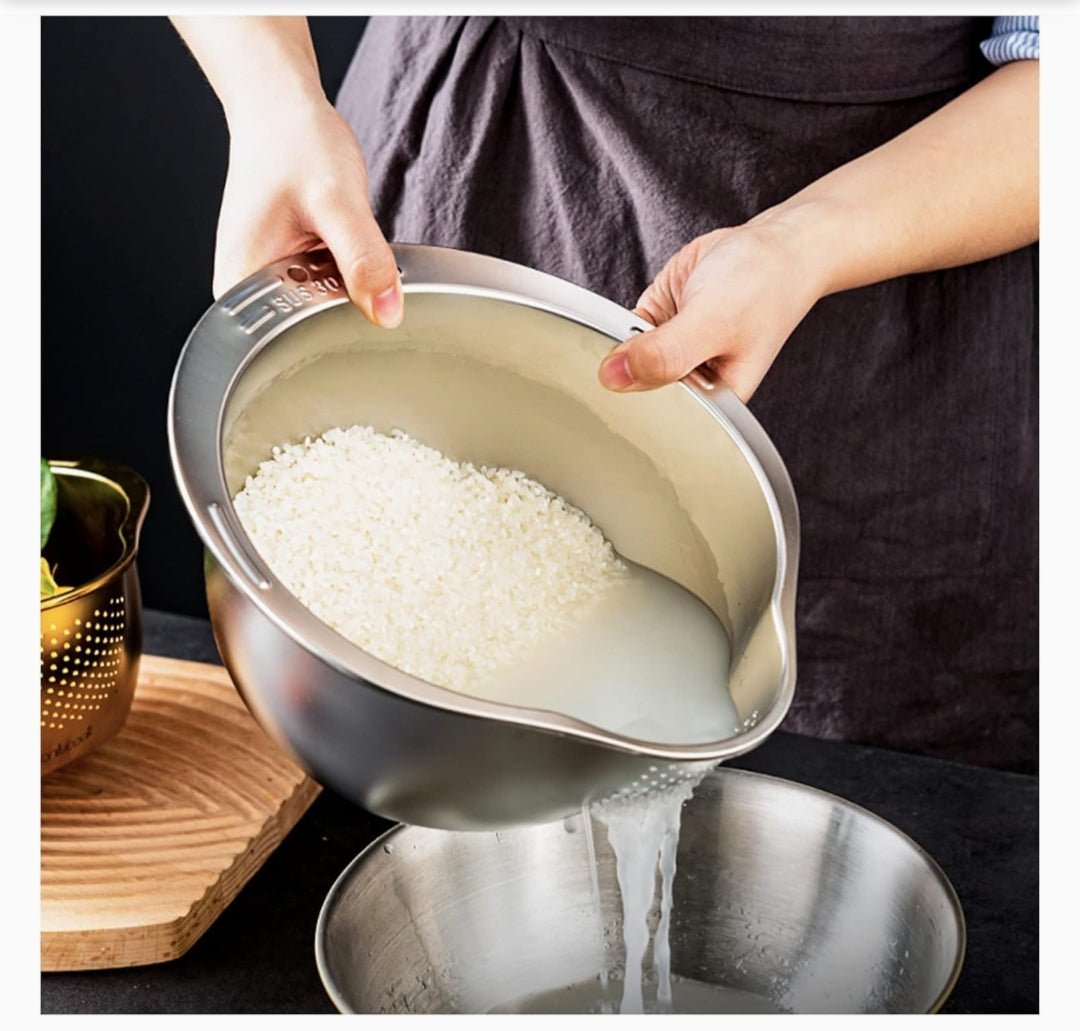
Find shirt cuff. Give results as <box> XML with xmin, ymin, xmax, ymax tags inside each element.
<box><xmin>980</xmin><ymin>15</ymin><xmax>1040</xmax><ymax>65</ymax></box>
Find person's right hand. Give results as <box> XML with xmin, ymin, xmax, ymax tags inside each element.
<box><xmin>214</xmin><ymin>94</ymin><xmax>403</xmax><ymax>328</ymax></box>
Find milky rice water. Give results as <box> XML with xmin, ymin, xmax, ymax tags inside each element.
<box><xmin>233</xmin><ymin>424</ymin><xmax>758</xmax><ymax>1013</ymax></box>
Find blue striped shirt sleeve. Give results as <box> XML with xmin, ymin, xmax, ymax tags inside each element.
<box><xmin>980</xmin><ymin>15</ymin><xmax>1040</xmax><ymax>65</ymax></box>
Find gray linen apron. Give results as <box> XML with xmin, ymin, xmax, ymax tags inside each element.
<box><xmin>336</xmin><ymin>16</ymin><xmax>1038</xmax><ymax>773</ymax></box>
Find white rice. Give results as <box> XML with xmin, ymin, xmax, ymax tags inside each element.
<box><xmin>232</xmin><ymin>425</ymin><xmax>627</xmax><ymax>691</ymax></box>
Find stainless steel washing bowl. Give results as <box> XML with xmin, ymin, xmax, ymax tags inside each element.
<box><xmin>168</xmin><ymin>244</ymin><xmax>799</xmax><ymax>829</ymax></box>
<box><xmin>316</xmin><ymin>768</ymin><xmax>965</xmax><ymax>1014</ymax></box>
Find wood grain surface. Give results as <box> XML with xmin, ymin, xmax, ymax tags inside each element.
<box><xmin>41</xmin><ymin>654</ymin><xmax>322</xmax><ymax>972</ymax></box>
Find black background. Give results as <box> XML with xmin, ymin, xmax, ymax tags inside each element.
<box><xmin>41</xmin><ymin>15</ymin><xmax>369</xmax><ymax>619</ymax></box>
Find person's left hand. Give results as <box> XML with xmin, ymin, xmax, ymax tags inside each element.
<box><xmin>597</xmin><ymin>221</ymin><xmax>825</xmax><ymax>402</ymax></box>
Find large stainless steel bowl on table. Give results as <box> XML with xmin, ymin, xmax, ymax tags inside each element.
<box><xmin>168</xmin><ymin>244</ymin><xmax>800</xmax><ymax>829</ymax></box>
<box><xmin>316</xmin><ymin>768</ymin><xmax>966</xmax><ymax>1014</ymax></box>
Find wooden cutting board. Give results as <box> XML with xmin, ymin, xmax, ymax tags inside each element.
<box><xmin>41</xmin><ymin>654</ymin><xmax>322</xmax><ymax>972</ymax></box>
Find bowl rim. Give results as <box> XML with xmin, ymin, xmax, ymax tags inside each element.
<box><xmin>313</xmin><ymin>766</ymin><xmax>967</xmax><ymax>1016</ymax></box>
<box><xmin>169</xmin><ymin>243</ymin><xmax>800</xmax><ymax>762</ymax></box>
<box><xmin>40</xmin><ymin>457</ymin><xmax>150</xmax><ymax>610</ymax></box>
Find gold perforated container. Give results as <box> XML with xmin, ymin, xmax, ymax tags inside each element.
<box><xmin>40</xmin><ymin>458</ymin><xmax>149</xmax><ymax>776</ymax></box>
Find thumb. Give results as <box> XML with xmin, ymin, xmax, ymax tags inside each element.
<box><xmin>315</xmin><ymin>193</ymin><xmax>403</xmax><ymax>329</ymax></box>
<box><xmin>598</xmin><ymin>304</ymin><xmax>718</xmax><ymax>392</ymax></box>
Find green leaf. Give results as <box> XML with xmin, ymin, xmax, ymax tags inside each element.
<box><xmin>41</xmin><ymin>458</ymin><xmax>58</xmax><ymax>551</ymax></box>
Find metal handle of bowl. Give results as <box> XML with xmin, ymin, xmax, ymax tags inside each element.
<box><xmin>684</xmin><ymin>367</ymin><xmax>722</xmax><ymax>393</ymax></box>
<box><xmin>207</xmin><ymin>502</ymin><xmax>272</xmax><ymax>591</ymax></box>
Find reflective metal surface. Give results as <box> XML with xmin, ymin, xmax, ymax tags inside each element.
<box><xmin>316</xmin><ymin>768</ymin><xmax>965</xmax><ymax>1015</ymax></box>
<box><xmin>40</xmin><ymin>459</ymin><xmax>150</xmax><ymax>775</ymax></box>
<box><xmin>169</xmin><ymin>244</ymin><xmax>800</xmax><ymax>828</ymax></box>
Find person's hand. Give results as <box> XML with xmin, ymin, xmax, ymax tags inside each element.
<box><xmin>214</xmin><ymin>95</ymin><xmax>403</xmax><ymax>327</ymax></box>
<box><xmin>598</xmin><ymin>55</ymin><xmax>1036</xmax><ymax>402</ymax></box>
<box><xmin>597</xmin><ymin>221</ymin><xmax>823</xmax><ymax>402</ymax></box>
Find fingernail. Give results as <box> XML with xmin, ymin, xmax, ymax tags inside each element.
<box><xmin>599</xmin><ymin>352</ymin><xmax>634</xmax><ymax>390</ymax></box>
<box><xmin>373</xmin><ymin>284</ymin><xmax>403</xmax><ymax>328</ymax></box>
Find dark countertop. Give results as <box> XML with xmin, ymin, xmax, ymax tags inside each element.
<box><xmin>41</xmin><ymin>610</ymin><xmax>1038</xmax><ymax>1015</ymax></box>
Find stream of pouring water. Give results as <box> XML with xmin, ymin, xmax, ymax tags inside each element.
<box><xmin>654</xmin><ymin>808</ymin><xmax>680</xmax><ymax>1009</ymax></box>
<box><xmin>581</xmin><ymin>805</ymin><xmax>609</xmax><ymax>991</ymax></box>
<box><xmin>496</xmin><ymin>765</ymin><xmax>787</xmax><ymax>1016</ymax></box>
<box><xmin>591</xmin><ymin>766</ymin><xmax>711</xmax><ymax>1014</ymax></box>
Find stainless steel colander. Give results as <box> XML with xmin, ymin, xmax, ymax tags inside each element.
<box><xmin>168</xmin><ymin>244</ymin><xmax>799</xmax><ymax>829</ymax></box>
